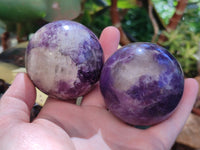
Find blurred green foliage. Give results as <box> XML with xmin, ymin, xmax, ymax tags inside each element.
<box><xmin>161</xmin><ymin>23</ymin><xmax>200</xmax><ymax>77</ymax></box>
<box><xmin>182</xmin><ymin>0</ymin><xmax>200</xmax><ymax>33</ymax></box>
<box><xmin>79</xmin><ymin>0</ymin><xmax>112</xmax><ymax>37</ymax></box>
<box><xmin>160</xmin><ymin>0</ymin><xmax>200</xmax><ymax>77</ymax></box>
<box><xmin>121</xmin><ymin>8</ymin><xmax>154</xmax><ymax>42</ymax></box>
<box><xmin>104</xmin><ymin>0</ymin><xmax>137</xmax><ymax>9</ymax></box>
<box><xmin>0</xmin><ymin>0</ymin><xmax>47</xmax><ymax>22</ymax></box>
<box><xmin>80</xmin><ymin>0</ymin><xmax>154</xmax><ymax>41</ymax></box>
<box><xmin>152</xmin><ymin>0</ymin><xmax>177</xmax><ymax>26</ymax></box>
<box><xmin>0</xmin><ymin>0</ymin><xmax>81</xmax><ymax>22</ymax></box>
<box><xmin>0</xmin><ymin>0</ymin><xmax>82</xmax><ymax>40</ymax></box>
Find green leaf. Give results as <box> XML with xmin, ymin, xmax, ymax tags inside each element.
<box><xmin>104</xmin><ymin>0</ymin><xmax>137</xmax><ymax>9</ymax></box>
<box><xmin>152</xmin><ymin>0</ymin><xmax>177</xmax><ymax>25</ymax></box>
<box><xmin>44</xmin><ymin>0</ymin><xmax>81</xmax><ymax>21</ymax></box>
<box><xmin>161</xmin><ymin>23</ymin><xmax>200</xmax><ymax>77</ymax></box>
<box><xmin>0</xmin><ymin>0</ymin><xmax>47</xmax><ymax>22</ymax></box>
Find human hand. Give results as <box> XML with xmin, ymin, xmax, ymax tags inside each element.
<box><xmin>0</xmin><ymin>27</ymin><xmax>198</xmax><ymax>150</ymax></box>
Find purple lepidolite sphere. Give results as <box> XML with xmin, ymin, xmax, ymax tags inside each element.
<box><xmin>100</xmin><ymin>42</ymin><xmax>184</xmax><ymax>126</ymax></box>
<box><xmin>26</xmin><ymin>20</ymin><xmax>103</xmax><ymax>100</ymax></box>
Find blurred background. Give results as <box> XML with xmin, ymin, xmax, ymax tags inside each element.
<box><xmin>0</xmin><ymin>0</ymin><xmax>200</xmax><ymax>149</ymax></box>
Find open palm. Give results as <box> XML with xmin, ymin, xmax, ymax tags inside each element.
<box><xmin>0</xmin><ymin>27</ymin><xmax>198</xmax><ymax>150</ymax></box>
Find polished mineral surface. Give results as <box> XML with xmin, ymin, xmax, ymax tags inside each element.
<box><xmin>100</xmin><ymin>42</ymin><xmax>184</xmax><ymax>126</ymax></box>
<box><xmin>26</xmin><ymin>20</ymin><xmax>103</xmax><ymax>100</ymax></box>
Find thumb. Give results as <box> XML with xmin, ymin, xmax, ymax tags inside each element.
<box><xmin>0</xmin><ymin>73</ymin><xmax>36</xmax><ymax>123</ymax></box>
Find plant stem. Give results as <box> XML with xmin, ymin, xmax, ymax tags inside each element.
<box><xmin>148</xmin><ymin>0</ymin><xmax>159</xmax><ymax>43</ymax></box>
<box><xmin>157</xmin><ymin>0</ymin><xmax>188</xmax><ymax>44</ymax></box>
<box><xmin>110</xmin><ymin>0</ymin><xmax>130</xmax><ymax>45</ymax></box>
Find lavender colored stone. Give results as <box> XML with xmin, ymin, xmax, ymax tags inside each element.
<box><xmin>26</xmin><ymin>20</ymin><xmax>103</xmax><ymax>100</ymax></box>
<box><xmin>100</xmin><ymin>42</ymin><xmax>184</xmax><ymax>126</ymax></box>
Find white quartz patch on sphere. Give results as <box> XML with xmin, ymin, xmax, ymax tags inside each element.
<box><xmin>26</xmin><ymin>20</ymin><xmax>103</xmax><ymax>100</ymax></box>
<box><xmin>111</xmin><ymin>49</ymin><xmax>162</xmax><ymax>91</ymax></box>
<box><xmin>27</xmin><ymin>47</ymin><xmax>78</xmax><ymax>98</ymax></box>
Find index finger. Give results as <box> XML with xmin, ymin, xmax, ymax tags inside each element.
<box><xmin>99</xmin><ymin>26</ymin><xmax>120</xmax><ymax>61</ymax></box>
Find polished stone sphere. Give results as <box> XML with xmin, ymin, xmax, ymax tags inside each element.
<box><xmin>26</xmin><ymin>20</ymin><xmax>103</xmax><ymax>100</ymax></box>
<box><xmin>100</xmin><ymin>42</ymin><xmax>184</xmax><ymax>126</ymax></box>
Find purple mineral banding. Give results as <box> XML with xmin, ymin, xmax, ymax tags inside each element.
<box><xmin>26</xmin><ymin>20</ymin><xmax>104</xmax><ymax>100</ymax></box>
<box><xmin>100</xmin><ymin>42</ymin><xmax>184</xmax><ymax>126</ymax></box>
